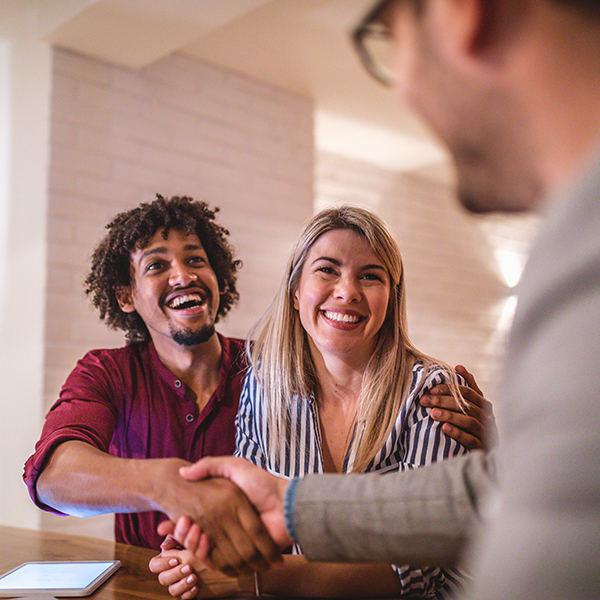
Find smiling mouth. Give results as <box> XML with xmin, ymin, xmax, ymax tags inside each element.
<box><xmin>322</xmin><ymin>310</ymin><xmax>363</xmax><ymax>324</ymax></box>
<box><xmin>167</xmin><ymin>293</ymin><xmax>206</xmax><ymax>310</ymax></box>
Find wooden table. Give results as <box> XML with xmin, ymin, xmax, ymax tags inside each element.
<box><xmin>0</xmin><ymin>525</ymin><xmax>401</xmax><ymax>599</ymax></box>
<box><xmin>0</xmin><ymin>525</ymin><xmax>171</xmax><ymax>599</ymax></box>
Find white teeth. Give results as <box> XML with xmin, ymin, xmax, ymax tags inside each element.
<box><xmin>168</xmin><ymin>293</ymin><xmax>203</xmax><ymax>308</ymax></box>
<box><xmin>324</xmin><ymin>311</ymin><xmax>360</xmax><ymax>323</ymax></box>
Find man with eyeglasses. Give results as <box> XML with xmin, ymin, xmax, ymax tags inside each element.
<box><xmin>164</xmin><ymin>1</ymin><xmax>600</xmax><ymax>598</ymax></box>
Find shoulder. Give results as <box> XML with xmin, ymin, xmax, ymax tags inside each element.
<box><xmin>403</xmin><ymin>362</ymin><xmax>460</xmax><ymax>415</ymax></box>
<box><xmin>220</xmin><ymin>335</ymin><xmax>245</xmax><ymax>353</ymax></box>
<box><xmin>66</xmin><ymin>342</ymin><xmax>158</xmax><ymax>390</ymax></box>
<box><xmin>240</xmin><ymin>367</ymin><xmax>261</xmax><ymax>400</ymax></box>
<box><xmin>410</xmin><ymin>361</ymin><xmax>458</xmax><ymax>391</ymax></box>
<box><xmin>218</xmin><ymin>335</ymin><xmax>248</xmax><ymax>368</ymax></box>
<box><xmin>57</xmin><ymin>344</ymin><xmax>150</xmax><ymax>408</ymax></box>
<box><xmin>76</xmin><ymin>342</ymin><xmax>147</xmax><ymax>370</ymax></box>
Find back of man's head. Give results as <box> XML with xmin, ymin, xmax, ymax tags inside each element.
<box><xmin>84</xmin><ymin>194</ymin><xmax>241</xmax><ymax>342</ymax></box>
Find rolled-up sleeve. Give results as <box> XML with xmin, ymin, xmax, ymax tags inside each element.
<box><xmin>23</xmin><ymin>351</ymin><xmax>119</xmax><ymax>513</ymax></box>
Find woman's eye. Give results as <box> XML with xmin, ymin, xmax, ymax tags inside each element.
<box><xmin>316</xmin><ymin>266</ymin><xmax>336</xmax><ymax>275</ymax></box>
<box><xmin>189</xmin><ymin>256</ymin><xmax>206</xmax><ymax>266</ymax></box>
<box><xmin>362</xmin><ymin>272</ymin><xmax>384</xmax><ymax>282</ymax></box>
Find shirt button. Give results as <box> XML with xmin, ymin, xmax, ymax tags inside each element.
<box><xmin>174</xmin><ymin>380</ymin><xmax>182</xmax><ymax>388</ymax></box>
<box><xmin>186</xmin><ymin>414</ymin><xmax>194</xmax><ymax>422</ymax></box>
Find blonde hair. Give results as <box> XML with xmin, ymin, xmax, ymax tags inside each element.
<box><xmin>247</xmin><ymin>205</ymin><xmax>465</xmax><ymax>472</ymax></box>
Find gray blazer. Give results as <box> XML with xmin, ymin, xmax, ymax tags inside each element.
<box><xmin>294</xmin><ymin>451</ymin><xmax>495</xmax><ymax>567</ymax></box>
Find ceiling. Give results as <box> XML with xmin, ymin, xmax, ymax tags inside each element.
<box><xmin>38</xmin><ymin>0</ymin><xmax>451</xmax><ymax>173</ymax></box>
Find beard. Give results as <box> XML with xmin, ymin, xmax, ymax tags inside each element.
<box><xmin>169</xmin><ymin>322</ymin><xmax>216</xmax><ymax>347</ymax></box>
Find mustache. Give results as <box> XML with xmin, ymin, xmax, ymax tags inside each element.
<box><xmin>160</xmin><ymin>283</ymin><xmax>212</xmax><ymax>307</ymax></box>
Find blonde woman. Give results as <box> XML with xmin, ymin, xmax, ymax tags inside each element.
<box><xmin>153</xmin><ymin>206</ymin><xmax>489</xmax><ymax>597</ymax></box>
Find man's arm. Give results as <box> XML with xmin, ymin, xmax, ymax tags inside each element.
<box><xmin>292</xmin><ymin>451</ymin><xmax>496</xmax><ymax>566</ymax></box>
<box><xmin>177</xmin><ymin>451</ymin><xmax>496</xmax><ymax>571</ymax></box>
<box><xmin>37</xmin><ymin>440</ymin><xmax>281</xmax><ymax>575</ymax></box>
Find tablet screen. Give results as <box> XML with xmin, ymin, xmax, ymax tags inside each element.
<box><xmin>0</xmin><ymin>561</ymin><xmax>120</xmax><ymax>597</ymax></box>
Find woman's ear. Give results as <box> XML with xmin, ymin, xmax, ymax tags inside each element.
<box><xmin>115</xmin><ymin>286</ymin><xmax>136</xmax><ymax>313</ymax></box>
<box><xmin>292</xmin><ymin>291</ymin><xmax>300</xmax><ymax>311</ymax></box>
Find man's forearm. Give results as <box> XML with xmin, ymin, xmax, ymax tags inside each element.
<box><xmin>35</xmin><ymin>440</ymin><xmax>185</xmax><ymax>517</ymax></box>
<box><xmin>291</xmin><ymin>451</ymin><xmax>496</xmax><ymax>566</ymax></box>
<box><xmin>38</xmin><ymin>442</ymin><xmax>282</xmax><ymax>574</ymax></box>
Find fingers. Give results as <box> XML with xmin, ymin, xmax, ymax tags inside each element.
<box><xmin>207</xmin><ymin>502</ymin><xmax>273</xmax><ymax>576</ymax></box>
<box><xmin>179</xmin><ymin>456</ymin><xmax>224</xmax><ymax>481</ymax></box>
<box><xmin>438</xmin><ymin>420</ymin><xmax>483</xmax><ymax>450</ymax></box>
<box><xmin>172</xmin><ymin>516</ymin><xmax>194</xmax><ymax>548</ymax></box>
<box><xmin>157</xmin><ymin>519</ymin><xmax>175</xmax><ymax>538</ymax></box>
<box><xmin>420</xmin><ymin>373</ymin><xmax>490</xmax><ymax>450</ymax></box>
<box><xmin>193</xmin><ymin>533</ymin><xmax>215</xmax><ymax>570</ymax></box>
<box><xmin>455</xmin><ymin>364</ymin><xmax>483</xmax><ymax>396</ymax></box>
<box><xmin>148</xmin><ymin>553</ymin><xmax>179</xmax><ymax>574</ymax></box>
<box><xmin>174</xmin><ymin>458</ymin><xmax>286</xmax><ymax>574</ymax></box>
<box><xmin>221</xmin><ymin>495</ymin><xmax>280</xmax><ymax>574</ymax></box>
<box><xmin>150</xmin><ymin>549</ymin><xmax>199</xmax><ymax>599</ymax></box>
<box><xmin>429</xmin><ymin>405</ymin><xmax>484</xmax><ymax>434</ymax></box>
<box><xmin>168</xmin><ymin>565</ymin><xmax>198</xmax><ymax>599</ymax></box>
<box><xmin>422</xmin><ymin>386</ymin><xmax>488</xmax><ymax>418</ymax></box>
<box><xmin>425</xmin><ymin>384</ymin><xmax>494</xmax><ymax>425</ymax></box>
<box><xmin>192</xmin><ymin>478</ymin><xmax>279</xmax><ymax>576</ymax></box>
<box><xmin>421</xmin><ymin>378</ymin><xmax>497</xmax><ymax>450</ymax></box>
<box><xmin>160</xmin><ymin>534</ymin><xmax>182</xmax><ymax>552</ymax></box>
<box><xmin>160</xmin><ymin>564</ymin><xmax>198</xmax><ymax>599</ymax></box>
<box><xmin>182</xmin><ymin>522</ymin><xmax>203</xmax><ymax>555</ymax></box>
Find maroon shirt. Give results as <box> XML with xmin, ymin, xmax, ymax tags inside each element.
<box><xmin>23</xmin><ymin>334</ymin><xmax>246</xmax><ymax>550</ymax></box>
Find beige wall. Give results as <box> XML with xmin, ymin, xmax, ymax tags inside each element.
<box><xmin>0</xmin><ymin>0</ymin><xmax>52</xmax><ymax>531</ymax></box>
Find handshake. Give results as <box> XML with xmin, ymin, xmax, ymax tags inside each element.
<box><xmin>150</xmin><ymin>457</ymin><xmax>291</xmax><ymax>595</ymax></box>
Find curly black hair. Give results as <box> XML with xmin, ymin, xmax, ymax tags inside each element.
<box><xmin>85</xmin><ymin>194</ymin><xmax>242</xmax><ymax>342</ymax></box>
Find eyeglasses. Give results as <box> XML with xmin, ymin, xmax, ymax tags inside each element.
<box><xmin>352</xmin><ymin>0</ymin><xmax>398</xmax><ymax>86</ymax></box>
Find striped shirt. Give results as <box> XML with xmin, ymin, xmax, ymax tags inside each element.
<box><xmin>235</xmin><ymin>361</ymin><xmax>471</xmax><ymax>598</ymax></box>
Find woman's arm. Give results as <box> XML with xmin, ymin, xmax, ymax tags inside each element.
<box><xmin>151</xmin><ymin>551</ymin><xmax>402</xmax><ymax>599</ymax></box>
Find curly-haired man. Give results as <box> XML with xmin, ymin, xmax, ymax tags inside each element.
<box><xmin>23</xmin><ymin>194</ymin><xmax>279</xmax><ymax>568</ymax></box>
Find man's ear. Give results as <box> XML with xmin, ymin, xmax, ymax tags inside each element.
<box><xmin>430</xmin><ymin>0</ymin><xmax>487</xmax><ymax>59</ymax></box>
<box><xmin>115</xmin><ymin>286</ymin><xmax>136</xmax><ymax>313</ymax></box>
<box><xmin>432</xmin><ymin>0</ymin><xmax>523</xmax><ymax>67</ymax></box>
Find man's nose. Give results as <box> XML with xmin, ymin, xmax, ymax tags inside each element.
<box><xmin>169</xmin><ymin>262</ymin><xmax>197</xmax><ymax>287</ymax></box>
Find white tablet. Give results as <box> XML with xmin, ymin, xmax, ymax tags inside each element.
<box><xmin>0</xmin><ymin>561</ymin><xmax>121</xmax><ymax>597</ymax></box>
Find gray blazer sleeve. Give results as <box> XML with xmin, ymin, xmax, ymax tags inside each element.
<box><xmin>292</xmin><ymin>451</ymin><xmax>496</xmax><ymax>567</ymax></box>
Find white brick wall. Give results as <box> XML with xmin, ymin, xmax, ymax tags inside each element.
<box><xmin>316</xmin><ymin>151</ymin><xmax>539</xmax><ymax>404</ymax></box>
<box><xmin>41</xmin><ymin>48</ymin><xmax>314</xmax><ymax>539</ymax></box>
